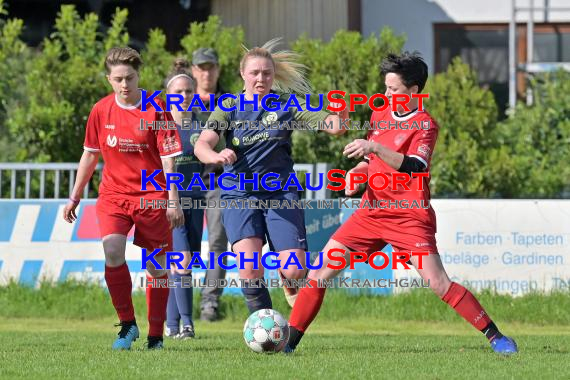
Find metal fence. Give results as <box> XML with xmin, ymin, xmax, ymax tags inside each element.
<box><xmin>0</xmin><ymin>162</ymin><xmax>332</xmax><ymax>200</ymax></box>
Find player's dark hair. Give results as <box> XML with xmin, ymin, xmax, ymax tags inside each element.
<box><xmin>380</xmin><ymin>52</ymin><xmax>428</xmax><ymax>92</ymax></box>
<box><xmin>164</xmin><ymin>57</ymin><xmax>196</xmax><ymax>90</ymax></box>
<box><xmin>105</xmin><ymin>47</ymin><xmax>143</xmax><ymax>73</ymax></box>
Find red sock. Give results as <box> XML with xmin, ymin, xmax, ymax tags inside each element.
<box><xmin>104</xmin><ymin>263</ymin><xmax>135</xmax><ymax>322</ymax></box>
<box><xmin>289</xmin><ymin>279</ymin><xmax>327</xmax><ymax>332</ymax></box>
<box><xmin>442</xmin><ymin>282</ymin><xmax>492</xmax><ymax>331</ymax></box>
<box><xmin>146</xmin><ymin>274</ymin><xmax>169</xmax><ymax>337</ymax></box>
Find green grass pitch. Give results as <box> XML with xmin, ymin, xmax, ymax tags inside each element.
<box><xmin>1</xmin><ymin>283</ymin><xmax>569</xmax><ymax>379</ymax></box>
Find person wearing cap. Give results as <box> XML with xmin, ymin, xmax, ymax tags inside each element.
<box><xmin>191</xmin><ymin>47</ymin><xmax>230</xmax><ymax>322</ymax></box>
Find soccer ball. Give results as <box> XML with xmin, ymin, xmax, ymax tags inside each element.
<box><xmin>243</xmin><ymin>309</ymin><xmax>289</xmax><ymax>353</ymax></box>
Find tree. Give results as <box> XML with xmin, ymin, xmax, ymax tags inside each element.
<box><xmin>485</xmin><ymin>70</ymin><xmax>570</xmax><ymax>197</ymax></box>
<box><xmin>179</xmin><ymin>15</ymin><xmax>245</xmax><ymax>93</ymax></box>
<box><xmin>423</xmin><ymin>57</ymin><xmax>498</xmax><ymax>197</ymax></box>
<box><xmin>0</xmin><ymin>0</ymin><xmax>29</xmax><ymax>161</ymax></box>
<box><xmin>5</xmin><ymin>5</ymin><xmax>129</xmax><ymax>162</ymax></box>
<box><xmin>290</xmin><ymin>28</ymin><xmax>405</xmax><ymax>178</ymax></box>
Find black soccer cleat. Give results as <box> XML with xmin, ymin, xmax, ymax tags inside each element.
<box><xmin>145</xmin><ymin>336</ymin><xmax>164</xmax><ymax>350</ymax></box>
<box><xmin>283</xmin><ymin>325</ymin><xmax>304</xmax><ymax>354</ymax></box>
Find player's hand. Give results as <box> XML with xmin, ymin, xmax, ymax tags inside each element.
<box><xmin>343</xmin><ymin>139</ymin><xmax>373</xmax><ymax>159</ymax></box>
<box><xmin>63</xmin><ymin>199</ymin><xmax>79</xmax><ymax>223</ymax></box>
<box><xmin>345</xmin><ymin>169</ymin><xmax>361</xmax><ymax>197</ymax></box>
<box><xmin>166</xmin><ymin>204</ymin><xmax>185</xmax><ymax>229</ymax></box>
<box><xmin>330</xmin><ymin>101</ymin><xmax>349</xmax><ymax>122</ymax></box>
<box><xmin>214</xmin><ymin>148</ymin><xmax>237</xmax><ymax>166</ymax></box>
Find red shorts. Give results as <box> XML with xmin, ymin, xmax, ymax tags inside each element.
<box><xmin>95</xmin><ymin>194</ymin><xmax>172</xmax><ymax>253</ymax></box>
<box><xmin>331</xmin><ymin>210</ymin><xmax>438</xmax><ymax>255</ymax></box>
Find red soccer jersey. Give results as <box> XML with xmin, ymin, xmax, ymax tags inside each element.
<box><xmin>83</xmin><ymin>92</ymin><xmax>182</xmax><ymax>199</ymax></box>
<box><xmin>359</xmin><ymin>108</ymin><xmax>439</xmax><ymax>229</ymax></box>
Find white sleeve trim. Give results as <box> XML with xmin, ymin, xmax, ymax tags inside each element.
<box><xmin>409</xmin><ymin>154</ymin><xmax>428</xmax><ymax>169</ymax></box>
<box><xmin>160</xmin><ymin>151</ymin><xmax>183</xmax><ymax>158</ymax></box>
<box><xmin>83</xmin><ymin>146</ymin><xmax>100</xmax><ymax>152</ymax></box>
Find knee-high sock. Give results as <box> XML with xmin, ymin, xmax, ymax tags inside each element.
<box><xmin>442</xmin><ymin>282</ymin><xmax>493</xmax><ymax>331</ymax></box>
<box><xmin>105</xmin><ymin>263</ymin><xmax>135</xmax><ymax>322</ymax></box>
<box><xmin>288</xmin><ymin>279</ymin><xmax>326</xmax><ymax>333</ymax></box>
<box><xmin>241</xmin><ymin>279</ymin><xmax>272</xmax><ymax>313</ymax></box>
<box><xmin>173</xmin><ymin>272</ymin><xmax>194</xmax><ymax>327</ymax></box>
<box><xmin>146</xmin><ymin>273</ymin><xmax>169</xmax><ymax>337</ymax></box>
<box><xmin>166</xmin><ymin>273</ymin><xmax>180</xmax><ymax>332</ymax></box>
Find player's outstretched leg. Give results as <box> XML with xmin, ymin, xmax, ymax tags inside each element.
<box><xmin>103</xmin><ymin>236</ymin><xmax>139</xmax><ymax>350</ymax></box>
<box><xmin>235</xmin><ymin>238</ymin><xmax>273</xmax><ymax>313</ymax></box>
<box><xmin>165</xmin><ymin>273</ymin><xmax>180</xmax><ymax>338</ymax></box>
<box><xmin>106</xmin><ymin>263</ymin><xmax>139</xmax><ymax>350</ymax></box>
<box><xmin>145</xmin><ymin>250</ymin><xmax>169</xmax><ymax>350</ymax></box>
<box><xmin>413</xmin><ymin>254</ymin><xmax>518</xmax><ymax>355</ymax></box>
<box><xmin>241</xmin><ymin>278</ymin><xmax>273</xmax><ymax>313</ymax></box>
<box><xmin>277</xmin><ymin>249</ymin><xmax>308</xmax><ymax>308</ymax></box>
<box><xmin>285</xmin><ymin>240</ymin><xmax>347</xmax><ymax>353</ymax></box>
<box><xmin>172</xmin><ymin>272</ymin><xmax>195</xmax><ymax>339</ymax></box>
<box><xmin>145</xmin><ymin>273</ymin><xmax>168</xmax><ymax>349</ymax></box>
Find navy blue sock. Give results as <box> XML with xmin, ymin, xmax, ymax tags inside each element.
<box><xmin>166</xmin><ymin>273</ymin><xmax>180</xmax><ymax>333</ymax></box>
<box><xmin>173</xmin><ymin>272</ymin><xmax>194</xmax><ymax>327</ymax></box>
<box><xmin>241</xmin><ymin>278</ymin><xmax>272</xmax><ymax>313</ymax></box>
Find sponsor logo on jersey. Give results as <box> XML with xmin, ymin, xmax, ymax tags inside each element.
<box><xmin>418</xmin><ymin>144</ymin><xmax>431</xmax><ymax>158</ymax></box>
<box><xmin>262</xmin><ymin>112</ymin><xmax>278</xmax><ymax>125</ymax></box>
<box><xmin>242</xmin><ymin>131</ymin><xmax>270</xmax><ymax>145</ymax></box>
<box><xmin>190</xmin><ymin>133</ymin><xmax>200</xmax><ymax>146</ymax></box>
<box><xmin>105</xmin><ymin>124</ymin><xmax>115</xmax><ymax>130</ymax></box>
<box><xmin>106</xmin><ymin>134</ymin><xmax>117</xmax><ymax>148</ymax></box>
<box><xmin>162</xmin><ymin>136</ymin><xmax>180</xmax><ymax>153</ymax></box>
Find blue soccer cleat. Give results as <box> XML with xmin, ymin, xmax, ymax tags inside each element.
<box><xmin>490</xmin><ymin>335</ymin><xmax>518</xmax><ymax>355</ymax></box>
<box><xmin>112</xmin><ymin>322</ymin><xmax>139</xmax><ymax>350</ymax></box>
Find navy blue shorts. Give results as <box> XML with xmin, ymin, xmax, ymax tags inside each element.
<box><xmin>222</xmin><ymin>191</ymin><xmax>307</xmax><ymax>252</ymax></box>
<box><xmin>173</xmin><ymin>207</ymin><xmax>205</xmax><ymax>252</ymax></box>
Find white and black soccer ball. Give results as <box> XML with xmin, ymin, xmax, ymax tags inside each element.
<box><xmin>243</xmin><ymin>309</ymin><xmax>290</xmax><ymax>353</ymax></box>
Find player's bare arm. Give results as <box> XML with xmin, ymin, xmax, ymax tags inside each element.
<box><xmin>63</xmin><ymin>150</ymin><xmax>100</xmax><ymax>223</ymax></box>
<box><xmin>321</xmin><ymin>101</ymin><xmax>349</xmax><ymax>136</ymax></box>
<box><xmin>195</xmin><ymin>129</ymin><xmax>237</xmax><ymax>166</ymax></box>
<box><xmin>345</xmin><ymin>161</ymin><xmax>369</xmax><ymax>196</ymax></box>
<box><xmin>343</xmin><ymin>139</ymin><xmax>404</xmax><ymax>170</ymax></box>
<box><xmin>161</xmin><ymin>156</ymin><xmax>185</xmax><ymax>229</ymax></box>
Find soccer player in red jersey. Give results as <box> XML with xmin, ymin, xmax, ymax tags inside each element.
<box><xmin>285</xmin><ymin>52</ymin><xmax>518</xmax><ymax>355</ymax></box>
<box><xmin>62</xmin><ymin>47</ymin><xmax>184</xmax><ymax>350</ymax></box>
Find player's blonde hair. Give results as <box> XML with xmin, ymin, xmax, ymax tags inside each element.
<box><xmin>104</xmin><ymin>47</ymin><xmax>143</xmax><ymax>73</ymax></box>
<box><xmin>240</xmin><ymin>38</ymin><xmax>312</xmax><ymax>95</ymax></box>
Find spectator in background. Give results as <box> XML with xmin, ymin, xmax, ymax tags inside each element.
<box><xmin>191</xmin><ymin>48</ymin><xmax>229</xmax><ymax>322</ymax></box>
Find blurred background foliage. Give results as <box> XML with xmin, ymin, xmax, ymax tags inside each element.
<box><xmin>0</xmin><ymin>2</ymin><xmax>568</xmax><ymax>198</ymax></box>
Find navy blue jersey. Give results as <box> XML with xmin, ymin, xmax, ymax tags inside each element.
<box><xmin>207</xmin><ymin>93</ymin><xmax>330</xmax><ymax>198</ymax></box>
<box><xmin>175</xmin><ymin>112</ymin><xmax>206</xmax><ymax>198</ymax></box>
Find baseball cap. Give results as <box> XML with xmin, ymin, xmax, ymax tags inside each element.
<box><xmin>192</xmin><ymin>48</ymin><xmax>219</xmax><ymax>66</ymax></box>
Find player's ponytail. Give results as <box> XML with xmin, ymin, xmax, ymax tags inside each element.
<box><xmin>240</xmin><ymin>38</ymin><xmax>312</xmax><ymax>95</ymax></box>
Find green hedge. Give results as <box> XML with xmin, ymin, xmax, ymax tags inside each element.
<box><xmin>0</xmin><ymin>2</ymin><xmax>568</xmax><ymax>198</ymax></box>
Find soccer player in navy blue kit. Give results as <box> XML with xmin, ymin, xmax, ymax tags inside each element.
<box><xmin>195</xmin><ymin>39</ymin><xmax>348</xmax><ymax>312</ymax></box>
<box><xmin>163</xmin><ymin>59</ymin><xmax>204</xmax><ymax>339</ymax></box>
